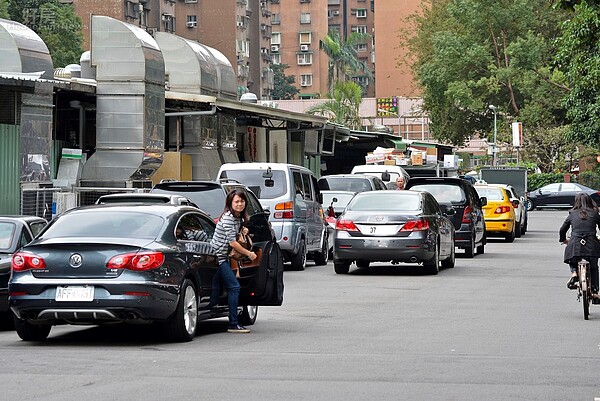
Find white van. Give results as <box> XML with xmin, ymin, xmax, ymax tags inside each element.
<box><xmin>350</xmin><ymin>165</ymin><xmax>410</xmax><ymax>190</ymax></box>
<box><xmin>217</xmin><ymin>162</ymin><xmax>328</xmax><ymax>270</ymax></box>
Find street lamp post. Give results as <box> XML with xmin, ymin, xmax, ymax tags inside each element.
<box><xmin>488</xmin><ymin>104</ymin><xmax>497</xmax><ymax>166</ymax></box>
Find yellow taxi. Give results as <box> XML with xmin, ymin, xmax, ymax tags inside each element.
<box><xmin>474</xmin><ymin>184</ymin><xmax>518</xmax><ymax>242</ymax></box>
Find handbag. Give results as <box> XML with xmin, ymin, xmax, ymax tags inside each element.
<box><xmin>229</xmin><ymin>230</ymin><xmax>262</xmax><ymax>277</ymax></box>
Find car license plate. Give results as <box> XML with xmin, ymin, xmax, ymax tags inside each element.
<box><xmin>358</xmin><ymin>225</ymin><xmax>399</xmax><ymax>236</ymax></box>
<box><xmin>55</xmin><ymin>286</ymin><xmax>94</xmax><ymax>302</ymax></box>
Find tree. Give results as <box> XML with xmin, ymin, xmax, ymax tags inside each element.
<box><xmin>306</xmin><ymin>81</ymin><xmax>363</xmax><ymax>129</ymax></box>
<box><xmin>0</xmin><ymin>0</ymin><xmax>9</xmax><ymax>18</ymax></box>
<box><xmin>522</xmin><ymin>126</ymin><xmax>577</xmax><ymax>173</ymax></box>
<box><xmin>8</xmin><ymin>0</ymin><xmax>83</xmax><ymax>68</ymax></box>
<box><xmin>554</xmin><ymin>1</ymin><xmax>600</xmax><ymax>148</ymax></box>
<box><xmin>271</xmin><ymin>64</ymin><xmax>300</xmax><ymax>100</ymax></box>
<box><xmin>319</xmin><ymin>31</ymin><xmax>373</xmax><ymax>93</ymax></box>
<box><xmin>405</xmin><ymin>0</ymin><xmax>569</xmax><ymax>146</ymax></box>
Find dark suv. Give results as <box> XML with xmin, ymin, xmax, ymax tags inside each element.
<box><xmin>405</xmin><ymin>177</ymin><xmax>487</xmax><ymax>257</ymax></box>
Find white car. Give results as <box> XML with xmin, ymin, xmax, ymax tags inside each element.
<box><xmin>488</xmin><ymin>183</ymin><xmax>527</xmax><ymax>237</ymax></box>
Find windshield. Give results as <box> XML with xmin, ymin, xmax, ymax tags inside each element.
<box><xmin>42</xmin><ymin>211</ymin><xmax>164</xmax><ymax>239</ymax></box>
<box><xmin>0</xmin><ymin>222</ymin><xmax>16</xmax><ymax>250</ymax></box>
<box><xmin>347</xmin><ymin>193</ymin><xmax>421</xmax><ymax>211</ymax></box>
<box><xmin>219</xmin><ymin>170</ymin><xmax>287</xmax><ymax>199</ymax></box>
<box><xmin>409</xmin><ymin>184</ymin><xmax>466</xmax><ymax>204</ymax></box>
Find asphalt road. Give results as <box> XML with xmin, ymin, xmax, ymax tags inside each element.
<box><xmin>1</xmin><ymin>209</ymin><xmax>599</xmax><ymax>401</ymax></box>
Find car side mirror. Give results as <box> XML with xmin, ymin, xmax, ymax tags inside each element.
<box><xmin>512</xmin><ymin>199</ymin><xmax>520</xmax><ymax>208</ymax></box>
<box><xmin>381</xmin><ymin>171</ymin><xmax>391</xmax><ymax>182</ymax></box>
<box><xmin>262</xmin><ymin>167</ymin><xmax>273</xmax><ymax>179</ymax></box>
<box><xmin>442</xmin><ymin>205</ymin><xmax>456</xmax><ymax>216</ymax></box>
<box><xmin>263</xmin><ymin>208</ymin><xmax>271</xmax><ymax>217</ymax></box>
<box><xmin>480</xmin><ymin>196</ymin><xmax>487</xmax><ymax>206</ymax></box>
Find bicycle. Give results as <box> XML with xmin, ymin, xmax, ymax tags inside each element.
<box><xmin>576</xmin><ymin>258</ymin><xmax>592</xmax><ymax>320</ymax></box>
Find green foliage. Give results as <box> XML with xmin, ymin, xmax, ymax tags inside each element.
<box><xmin>527</xmin><ymin>173</ymin><xmax>568</xmax><ymax>191</ymax></box>
<box><xmin>554</xmin><ymin>2</ymin><xmax>600</xmax><ymax>148</ymax></box>
<box><xmin>406</xmin><ymin>0</ymin><xmax>569</xmax><ymax>146</ymax></box>
<box><xmin>0</xmin><ymin>0</ymin><xmax>9</xmax><ymax>18</ymax></box>
<box><xmin>306</xmin><ymin>81</ymin><xmax>363</xmax><ymax>129</ymax></box>
<box><xmin>8</xmin><ymin>0</ymin><xmax>83</xmax><ymax>68</ymax></box>
<box><xmin>578</xmin><ymin>170</ymin><xmax>600</xmax><ymax>190</ymax></box>
<box><xmin>521</xmin><ymin>125</ymin><xmax>577</xmax><ymax>173</ymax></box>
<box><xmin>271</xmin><ymin>64</ymin><xmax>299</xmax><ymax>100</ymax></box>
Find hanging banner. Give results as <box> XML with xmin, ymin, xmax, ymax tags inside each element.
<box><xmin>512</xmin><ymin>122</ymin><xmax>523</xmax><ymax>147</ymax></box>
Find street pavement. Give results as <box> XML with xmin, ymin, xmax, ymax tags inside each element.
<box><xmin>0</xmin><ymin>209</ymin><xmax>599</xmax><ymax>401</ymax></box>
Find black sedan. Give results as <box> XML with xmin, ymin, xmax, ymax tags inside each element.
<box><xmin>9</xmin><ymin>204</ymin><xmax>284</xmax><ymax>342</ymax></box>
<box><xmin>0</xmin><ymin>215</ymin><xmax>47</xmax><ymax>327</ymax></box>
<box><xmin>332</xmin><ymin>190</ymin><xmax>455</xmax><ymax>275</ymax></box>
<box><xmin>527</xmin><ymin>182</ymin><xmax>600</xmax><ymax>210</ymax></box>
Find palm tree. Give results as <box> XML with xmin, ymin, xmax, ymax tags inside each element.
<box><xmin>319</xmin><ymin>31</ymin><xmax>373</xmax><ymax>93</ymax></box>
<box><xmin>306</xmin><ymin>81</ymin><xmax>363</xmax><ymax>130</ymax></box>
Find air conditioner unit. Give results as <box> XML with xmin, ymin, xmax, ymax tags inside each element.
<box><xmin>333</xmin><ymin>10</ymin><xmax>340</xmax><ymax>16</ymax></box>
<box><xmin>186</xmin><ymin>21</ymin><xmax>196</xmax><ymax>28</ymax></box>
<box><xmin>300</xmin><ymin>44</ymin><xmax>309</xmax><ymax>51</ymax></box>
<box><xmin>236</xmin><ymin>21</ymin><xmax>244</xmax><ymax>27</ymax></box>
<box><xmin>271</xmin><ymin>45</ymin><xmax>280</xmax><ymax>52</ymax></box>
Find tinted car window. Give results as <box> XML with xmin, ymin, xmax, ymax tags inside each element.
<box><xmin>409</xmin><ymin>184</ymin><xmax>466</xmax><ymax>204</ymax></box>
<box><xmin>348</xmin><ymin>193</ymin><xmax>421</xmax><ymax>211</ymax></box>
<box><xmin>302</xmin><ymin>173</ymin><xmax>313</xmax><ymax>201</ymax></box>
<box><xmin>322</xmin><ymin>192</ymin><xmax>355</xmax><ymax>207</ymax></box>
<box><xmin>42</xmin><ymin>211</ymin><xmax>164</xmax><ymax>239</ymax></box>
<box><xmin>319</xmin><ymin>177</ymin><xmax>372</xmax><ymax>192</ymax></box>
<box><xmin>152</xmin><ymin>186</ymin><xmax>224</xmax><ymax>217</ymax></box>
<box><xmin>220</xmin><ymin>169</ymin><xmax>287</xmax><ymax>199</ymax></box>
<box><xmin>30</xmin><ymin>222</ymin><xmax>46</xmax><ymax>236</ymax></box>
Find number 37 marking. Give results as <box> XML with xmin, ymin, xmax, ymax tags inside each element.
<box><xmin>370</xmin><ymin>226</ymin><xmax>376</xmax><ymax>234</ymax></box>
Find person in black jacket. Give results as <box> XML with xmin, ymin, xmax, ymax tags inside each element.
<box><xmin>559</xmin><ymin>193</ymin><xmax>600</xmax><ymax>301</ymax></box>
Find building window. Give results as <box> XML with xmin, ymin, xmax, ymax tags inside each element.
<box><xmin>271</xmin><ymin>53</ymin><xmax>281</xmax><ymax>65</ymax></box>
<box><xmin>186</xmin><ymin>15</ymin><xmax>197</xmax><ymax>28</ymax></box>
<box><xmin>163</xmin><ymin>14</ymin><xmax>175</xmax><ymax>33</ymax></box>
<box><xmin>271</xmin><ymin>32</ymin><xmax>281</xmax><ymax>45</ymax></box>
<box><xmin>297</xmin><ymin>53</ymin><xmax>312</xmax><ymax>65</ymax></box>
<box><xmin>351</xmin><ymin>25</ymin><xmax>367</xmax><ymax>34</ymax></box>
<box><xmin>327</xmin><ymin>0</ymin><xmax>340</xmax><ymax>4</ymax></box>
<box><xmin>299</xmin><ymin>31</ymin><xmax>311</xmax><ymax>44</ymax></box>
<box><xmin>300</xmin><ymin>74</ymin><xmax>312</xmax><ymax>87</ymax></box>
<box><xmin>125</xmin><ymin>0</ymin><xmax>139</xmax><ymax>19</ymax></box>
<box><xmin>184</xmin><ymin>0</ymin><xmax>198</xmax><ymax>3</ymax></box>
<box><xmin>271</xmin><ymin>13</ymin><xmax>280</xmax><ymax>24</ymax></box>
<box><xmin>300</xmin><ymin>13</ymin><xmax>311</xmax><ymax>24</ymax></box>
<box><xmin>357</xmin><ymin>43</ymin><xmax>367</xmax><ymax>52</ymax></box>
<box><xmin>357</xmin><ymin>9</ymin><xmax>367</xmax><ymax>18</ymax></box>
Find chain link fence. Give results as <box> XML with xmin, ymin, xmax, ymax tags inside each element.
<box><xmin>20</xmin><ymin>186</ymin><xmax>149</xmax><ymax>220</ymax></box>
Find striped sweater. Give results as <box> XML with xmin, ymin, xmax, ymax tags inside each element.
<box><xmin>210</xmin><ymin>210</ymin><xmax>242</xmax><ymax>264</ymax></box>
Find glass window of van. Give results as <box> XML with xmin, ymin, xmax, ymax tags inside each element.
<box><xmin>220</xmin><ymin>170</ymin><xmax>287</xmax><ymax>199</ymax></box>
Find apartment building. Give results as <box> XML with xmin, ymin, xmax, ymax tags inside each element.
<box><xmin>327</xmin><ymin>0</ymin><xmax>375</xmax><ymax>97</ymax></box>
<box><xmin>269</xmin><ymin>0</ymin><xmax>329</xmax><ymax>99</ymax></box>
<box><xmin>374</xmin><ymin>0</ymin><xmax>420</xmax><ymax>97</ymax></box>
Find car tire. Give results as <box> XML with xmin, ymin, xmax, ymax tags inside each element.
<box><xmin>465</xmin><ymin>235</ymin><xmax>475</xmax><ymax>258</ymax></box>
<box><xmin>238</xmin><ymin>305</ymin><xmax>258</xmax><ymax>326</ymax></box>
<box><xmin>356</xmin><ymin>260</ymin><xmax>370</xmax><ymax>268</ymax></box>
<box><xmin>334</xmin><ymin>260</ymin><xmax>350</xmax><ymax>274</ymax></box>
<box><xmin>526</xmin><ymin>200</ymin><xmax>535</xmax><ymax>211</ymax></box>
<box><xmin>441</xmin><ymin>243</ymin><xmax>455</xmax><ymax>269</ymax></box>
<box><xmin>14</xmin><ymin>316</ymin><xmax>51</xmax><ymax>342</ymax></box>
<box><xmin>515</xmin><ymin>221</ymin><xmax>522</xmax><ymax>238</ymax></box>
<box><xmin>505</xmin><ymin>226</ymin><xmax>515</xmax><ymax>243</ymax></box>
<box><xmin>476</xmin><ymin>241</ymin><xmax>485</xmax><ymax>255</ymax></box>
<box><xmin>290</xmin><ymin>239</ymin><xmax>307</xmax><ymax>271</ymax></box>
<box><xmin>312</xmin><ymin>235</ymin><xmax>329</xmax><ymax>266</ymax></box>
<box><xmin>164</xmin><ymin>279</ymin><xmax>198</xmax><ymax>342</ymax></box>
<box><xmin>424</xmin><ymin>243</ymin><xmax>440</xmax><ymax>275</ymax></box>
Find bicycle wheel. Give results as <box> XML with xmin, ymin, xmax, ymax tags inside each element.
<box><xmin>578</xmin><ymin>260</ymin><xmax>590</xmax><ymax>320</ymax></box>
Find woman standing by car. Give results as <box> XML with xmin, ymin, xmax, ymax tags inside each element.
<box><xmin>210</xmin><ymin>189</ymin><xmax>257</xmax><ymax>333</ymax></box>
<box><xmin>559</xmin><ymin>193</ymin><xmax>600</xmax><ymax>301</ymax></box>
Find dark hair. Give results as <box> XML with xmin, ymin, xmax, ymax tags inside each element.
<box><xmin>222</xmin><ymin>189</ymin><xmax>249</xmax><ymax>222</ymax></box>
<box><xmin>572</xmin><ymin>192</ymin><xmax>598</xmax><ymax>219</ymax></box>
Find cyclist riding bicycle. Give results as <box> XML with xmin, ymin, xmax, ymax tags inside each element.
<box><xmin>559</xmin><ymin>193</ymin><xmax>600</xmax><ymax>303</ymax></box>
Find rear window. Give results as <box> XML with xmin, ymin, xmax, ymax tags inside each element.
<box><xmin>0</xmin><ymin>222</ymin><xmax>16</xmax><ymax>250</ymax></box>
<box><xmin>322</xmin><ymin>192</ymin><xmax>355</xmax><ymax>208</ymax></box>
<box><xmin>42</xmin><ymin>211</ymin><xmax>164</xmax><ymax>239</ymax></box>
<box><xmin>475</xmin><ymin>187</ymin><xmax>504</xmax><ymax>201</ymax></box>
<box><xmin>347</xmin><ymin>192</ymin><xmax>421</xmax><ymax>211</ymax></box>
<box><xmin>409</xmin><ymin>184</ymin><xmax>466</xmax><ymax>204</ymax></box>
<box><xmin>99</xmin><ymin>196</ymin><xmax>170</xmax><ymax>204</ymax></box>
<box><xmin>219</xmin><ymin>169</ymin><xmax>287</xmax><ymax>199</ymax></box>
<box><xmin>319</xmin><ymin>177</ymin><xmax>372</xmax><ymax>192</ymax></box>
<box><xmin>152</xmin><ymin>186</ymin><xmax>224</xmax><ymax>217</ymax></box>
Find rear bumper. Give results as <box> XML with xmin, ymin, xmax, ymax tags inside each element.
<box><xmin>333</xmin><ymin>235</ymin><xmax>435</xmax><ymax>263</ymax></box>
<box><xmin>484</xmin><ymin>219</ymin><xmax>515</xmax><ymax>234</ymax></box>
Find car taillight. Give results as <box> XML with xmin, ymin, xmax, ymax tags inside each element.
<box><xmin>273</xmin><ymin>201</ymin><xmax>294</xmax><ymax>219</ymax></box>
<box><xmin>494</xmin><ymin>206</ymin><xmax>511</xmax><ymax>214</ymax></box>
<box><xmin>462</xmin><ymin>206</ymin><xmax>472</xmax><ymax>224</ymax></box>
<box><xmin>12</xmin><ymin>252</ymin><xmax>46</xmax><ymax>272</ymax></box>
<box><xmin>107</xmin><ymin>251</ymin><xmax>165</xmax><ymax>271</ymax></box>
<box><xmin>335</xmin><ymin>219</ymin><xmax>359</xmax><ymax>232</ymax></box>
<box><xmin>400</xmin><ymin>219</ymin><xmax>430</xmax><ymax>231</ymax></box>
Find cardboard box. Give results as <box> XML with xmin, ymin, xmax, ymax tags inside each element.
<box><xmin>384</xmin><ymin>159</ymin><xmax>396</xmax><ymax>165</ymax></box>
<box><xmin>411</xmin><ymin>152</ymin><xmax>423</xmax><ymax>166</ymax></box>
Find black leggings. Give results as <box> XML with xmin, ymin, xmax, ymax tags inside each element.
<box><xmin>569</xmin><ymin>257</ymin><xmax>599</xmax><ymax>292</ymax></box>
